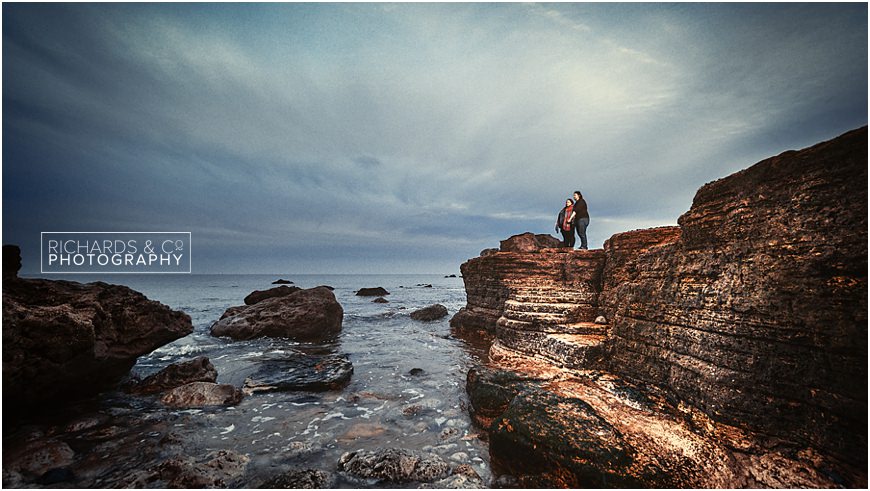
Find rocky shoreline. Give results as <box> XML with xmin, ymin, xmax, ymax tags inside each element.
<box><xmin>453</xmin><ymin>126</ymin><xmax>867</xmax><ymax>487</ymax></box>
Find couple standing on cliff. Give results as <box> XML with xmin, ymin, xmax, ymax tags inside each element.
<box><xmin>556</xmin><ymin>191</ymin><xmax>589</xmax><ymax>249</ymax></box>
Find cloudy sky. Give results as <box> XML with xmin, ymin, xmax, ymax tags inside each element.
<box><xmin>3</xmin><ymin>3</ymin><xmax>867</xmax><ymax>274</ymax></box>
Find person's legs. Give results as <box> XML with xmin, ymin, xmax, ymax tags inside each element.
<box><xmin>576</xmin><ymin>218</ymin><xmax>589</xmax><ymax>249</ymax></box>
<box><xmin>560</xmin><ymin>229</ymin><xmax>571</xmax><ymax>247</ymax></box>
<box><xmin>567</xmin><ymin>228</ymin><xmax>576</xmax><ymax>248</ymax></box>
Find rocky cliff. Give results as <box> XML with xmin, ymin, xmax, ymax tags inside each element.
<box><xmin>454</xmin><ymin>127</ymin><xmax>867</xmax><ymax>487</ymax></box>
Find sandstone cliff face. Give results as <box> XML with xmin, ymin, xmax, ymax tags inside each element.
<box><xmin>454</xmin><ymin>127</ymin><xmax>867</xmax><ymax>487</ymax></box>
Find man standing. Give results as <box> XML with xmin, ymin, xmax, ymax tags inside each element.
<box><xmin>572</xmin><ymin>190</ymin><xmax>589</xmax><ymax>249</ymax></box>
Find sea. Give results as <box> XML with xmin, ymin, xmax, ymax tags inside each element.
<box><xmin>21</xmin><ymin>273</ymin><xmax>493</xmax><ymax>487</ymax></box>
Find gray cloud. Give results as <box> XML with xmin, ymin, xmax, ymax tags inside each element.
<box><xmin>3</xmin><ymin>3</ymin><xmax>866</xmax><ymax>273</ymax></box>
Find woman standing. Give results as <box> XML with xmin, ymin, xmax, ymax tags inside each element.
<box><xmin>555</xmin><ymin>198</ymin><xmax>576</xmax><ymax>248</ymax></box>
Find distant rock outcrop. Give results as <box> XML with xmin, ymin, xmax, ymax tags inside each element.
<box><xmin>499</xmin><ymin>232</ymin><xmax>561</xmax><ymax>252</ymax></box>
<box><xmin>271</xmin><ymin>279</ymin><xmax>293</xmax><ymax>284</ymax></box>
<box><xmin>2</xmin><ymin>251</ymin><xmax>193</xmax><ymax>411</ymax></box>
<box><xmin>356</xmin><ymin>287</ymin><xmax>389</xmax><ymax>296</ymax></box>
<box><xmin>454</xmin><ymin>127</ymin><xmax>868</xmax><ymax>488</ymax></box>
<box><xmin>211</xmin><ymin>286</ymin><xmax>343</xmax><ymax>341</ymax></box>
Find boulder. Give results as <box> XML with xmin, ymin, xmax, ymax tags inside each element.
<box><xmin>130</xmin><ymin>356</ymin><xmax>217</xmax><ymax>395</ymax></box>
<box><xmin>356</xmin><ymin>287</ymin><xmax>389</xmax><ymax>296</ymax></box>
<box><xmin>410</xmin><ymin>304</ymin><xmax>449</xmax><ymax>321</ymax></box>
<box><xmin>3</xmin><ymin>244</ymin><xmax>22</xmax><ymax>280</ymax></box>
<box><xmin>124</xmin><ymin>450</ymin><xmax>249</xmax><ymax>488</ymax></box>
<box><xmin>372</xmin><ymin>297</ymin><xmax>389</xmax><ymax>303</ymax></box>
<box><xmin>499</xmin><ymin>232</ymin><xmax>561</xmax><ymax>253</ymax></box>
<box><xmin>243</xmin><ymin>354</ymin><xmax>353</xmax><ymax>393</ymax></box>
<box><xmin>2</xmin><ymin>264</ymin><xmax>193</xmax><ymax>411</ymax></box>
<box><xmin>271</xmin><ymin>279</ymin><xmax>293</xmax><ymax>284</ymax></box>
<box><xmin>243</xmin><ymin>285</ymin><xmax>301</xmax><ymax>305</ymax></box>
<box><xmin>337</xmin><ymin>448</ymin><xmax>450</xmax><ymax>484</ymax></box>
<box><xmin>259</xmin><ymin>469</ymin><xmax>331</xmax><ymax>489</ymax></box>
<box><xmin>210</xmin><ymin>286</ymin><xmax>343</xmax><ymax>341</ymax></box>
<box><xmin>160</xmin><ymin>382</ymin><xmax>243</xmax><ymax>408</ymax></box>
<box><xmin>480</xmin><ymin>248</ymin><xmax>499</xmax><ymax>257</ymax></box>
<box><xmin>3</xmin><ymin>438</ymin><xmax>75</xmax><ymax>481</ymax></box>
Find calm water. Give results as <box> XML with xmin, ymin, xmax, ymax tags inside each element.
<box><xmin>21</xmin><ymin>273</ymin><xmax>492</xmax><ymax>487</ymax></box>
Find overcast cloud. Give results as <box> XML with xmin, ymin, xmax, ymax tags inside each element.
<box><xmin>3</xmin><ymin>3</ymin><xmax>867</xmax><ymax>273</ymax></box>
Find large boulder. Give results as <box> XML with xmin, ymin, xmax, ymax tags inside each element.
<box><xmin>210</xmin><ymin>286</ymin><xmax>343</xmax><ymax>341</ymax></box>
<box><xmin>243</xmin><ymin>354</ymin><xmax>353</xmax><ymax>393</ymax></box>
<box><xmin>243</xmin><ymin>285</ymin><xmax>301</xmax><ymax>305</ymax></box>
<box><xmin>130</xmin><ymin>356</ymin><xmax>218</xmax><ymax>395</ymax></box>
<box><xmin>2</xmin><ymin>258</ymin><xmax>193</xmax><ymax>411</ymax></box>
<box><xmin>499</xmin><ymin>233</ymin><xmax>562</xmax><ymax>253</ymax></box>
<box><xmin>3</xmin><ymin>244</ymin><xmax>22</xmax><ymax>281</ymax></box>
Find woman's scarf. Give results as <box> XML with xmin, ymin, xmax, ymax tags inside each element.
<box><xmin>562</xmin><ymin>205</ymin><xmax>574</xmax><ymax>231</ymax></box>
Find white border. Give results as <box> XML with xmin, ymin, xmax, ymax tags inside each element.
<box><xmin>41</xmin><ymin>232</ymin><xmax>192</xmax><ymax>274</ymax></box>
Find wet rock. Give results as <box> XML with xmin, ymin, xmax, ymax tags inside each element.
<box><xmin>260</xmin><ymin>468</ymin><xmax>331</xmax><ymax>488</ymax></box>
<box><xmin>2</xmin><ymin>266</ymin><xmax>193</xmax><ymax>412</ymax></box>
<box><xmin>271</xmin><ymin>279</ymin><xmax>293</xmax><ymax>285</ymax></box>
<box><xmin>356</xmin><ymin>287</ymin><xmax>389</xmax><ymax>296</ymax></box>
<box><xmin>499</xmin><ymin>232</ymin><xmax>561</xmax><ymax>253</ymax></box>
<box><xmin>410</xmin><ymin>304</ymin><xmax>448</xmax><ymax>321</ymax></box>
<box><xmin>211</xmin><ymin>286</ymin><xmax>343</xmax><ymax>341</ymax></box>
<box><xmin>465</xmin><ymin>367</ymin><xmax>540</xmax><ymax>428</ymax></box>
<box><xmin>160</xmin><ymin>382</ymin><xmax>243</xmax><ymax>408</ymax></box>
<box><xmin>408</xmin><ymin>368</ymin><xmax>425</xmax><ymax>376</ymax></box>
<box><xmin>424</xmin><ymin>464</ymin><xmax>485</xmax><ymax>489</ymax></box>
<box><xmin>3</xmin><ymin>438</ymin><xmax>75</xmax><ymax>480</ymax></box>
<box><xmin>243</xmin><ymin>354</ymin><xmax>353</xmax><ymax>393</ymax></box>
<box><xmin>338</xmin><ymin>448</ymin><xmax>450</xmax><ymax>484</ymax></box>
<box><xmin>244</xmin><ymin>285</ymin><xmax>301</xmax><ymax>305</ymax></box>
<box><xmin>35</xmin><ymin>467</ymin><xmax>75</xmax><ymax>485</ymax></box>
<box><xmin>130</xmin><ymin>356</ymin><xmax>217</xmax><ymax>395</ymax></box>
<box><xmin>416</xmin><ymin>284</ymin><xmax>434</xmax><ymax>288</ymax></box>
<box><xmin>445</xmin><ymin>274</ymin><xmax>458</xmax><ymax>278</ymax></box>
<box><xmin>372</xmin><ymin>297</ymin><xmax>389</xmax><ymax>303</ymax></box>
<box><xmin>338</xmin><ymin>423</ymin><xmax>387</xmax><ymax>442</ymax></box>
<box><xmin>130</xmin><ymin>449</ymin><xmax>249</xmax><ymax>488</ymax></box>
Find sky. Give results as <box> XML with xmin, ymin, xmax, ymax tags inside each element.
<box><xmin>3</xmin><ymin>2</ymin><xmax>867</xmax><ymax>274</ymax></box>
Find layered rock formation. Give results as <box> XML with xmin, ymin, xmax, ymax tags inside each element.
<box><xmin>2</xmin><ymin>250</ymin><xmax>193</xmax><ymax>411</ymax></box>
<box><xmin>454</xmin><ymin>127</ymin><xmax>867</xmax><ymax>487</ymax></box>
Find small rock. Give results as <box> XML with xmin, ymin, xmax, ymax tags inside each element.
<box><xmin>4</xmin><ymin>439</ymin><xmax>75</xmax><ymax>479</ymax></box>
<box><xmin>356</xmin><ymin>287</ymin><xmax>389</xmax><ymax>296</ymax></box>
<box><xmin>594</xmin><ymin>315</ymin><xmax>608</xmax><ymax>325</ymax></box>
<box><xmin>271</xmin><ymin>279</ymin><xmax>293</xmax><ymax>284</ymax></box>
<box><xmin>160</xmin><ymin>382</ymin><xmax>243</xmax><ymax>408</ymax></box>
<box><xmin>403</xmin><ymin>405</ymin><xmax>423</xmax><ymax>417</ymax></box>
<box><xmin>339</xmin><ymin>423</ymin><xmax>387</xmax><ymax>442</ymax></box>
<box><xmin>154</xmin><ymin>449</ymin><xmax>249</xmax><ymax>488</ymax></box>
<box><xmin>409</xmin><ymin>368</ymin><xmax>425</xmax><ymax>376</ymax></box>
<box><xmin>338</xmin><ymin>448</ymin><xmax>450</xmax><ymax>483</ymax></box>
<box><xmin>410</xmin><ymin>304</ymin><xmax>449</xmax><ymax>321</ymax></box>
<box><xmin>372</xmin><ymin>297</ymin><xmax>389</xmax><ymax>303</ymax></box>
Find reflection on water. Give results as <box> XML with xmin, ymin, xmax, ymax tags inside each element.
<box><xmin>8</xmin><ymin>274</ymin><xmax>492</xmax><ymax>487</ymax></box>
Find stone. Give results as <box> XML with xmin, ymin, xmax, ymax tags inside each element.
<box><xmin>445</xmin><ymin>274</ymin><xmax>458</xmax><ymax>278</ymax></box>
<box><xmin>372</xmin><ymin>297</ymin><xmax>389</xmax><ymax>303</ymax></box>
<box><xmin>480</xmin><ymin>248</ymin><xmax>499</xmax><ymax>257</ymax></box>
<box><xmin>260</xmin><ymin>469</ymin><xmax>330</xmax><ymax>489</ymax></box>
<box><xmin>130</xmin><ymin>356</ymin><xmax>217</xmax><ymax>395</ymax></box>
<box><xmin>594</xmin><ymin>315</ymin><xmax>607</xmax><ymax>325</ymax></box>
<box><xmin>244</xmin><ymin>285</ymin><xmax>301</xmax><ymax>305</ymax></box>
<box><xmin>243</xmin><ymin>354</ymin><xmax>353</xmax><ymax>393</ymax></box>
<box><xmin>271</xmin><ymin>279</ymin><xmax>293</xmax><ymax>284</ymax></box>
<box><xmin>499</xmin><ymin>232</ymin><xmax>562</xmax><ymax>253</ymax></box>
<box><xmin>160</xmin><ymin>382</ymin><xmax>243</xmax><ymax>408</ymax></box>
<box><xmin>408</xmin><ymin>368</ymin><xmax>425</xmax><ymax>376</ymax></box>
<box><xmin>3</xmin><ymin>438</ymin><xmax>75</xmax><ymax>480</ymax></box>
<box><xmin>338</xmin><ymin>448</ymin><xmax>450</xmax><ymax>484</ymax></box>
<box><xmin>133</xmin><ymin>449</ymin><xmax>249</xmax><ymax>488</ymax></box>
<box><xmin>410</xmin><ymin>304</ymin><xmax>449</xmax><ymax>321</ymax></box>
<box><xmin>211</xmin><ymin>286</ymin><xmax>343</xmax><ymax>341</ymax></box>
<box><xmin>356</xmin><ymin>287</ymin><xmax>389</xmax><ymax>296</ymax></box>
<box><xmin>2</xmin><ymin>272</ymin><xmax>193</xmax><ymax>413</ymax></box>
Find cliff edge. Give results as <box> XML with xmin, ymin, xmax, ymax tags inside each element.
<box><xmin>454</xmin><ymin>127</ymin><xmax>867</xmax><ymax>487</ymax></box>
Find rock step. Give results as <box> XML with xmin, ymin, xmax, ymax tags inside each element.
<box><xmin>510</xmin><ymin>290</ymin><xmax>598</xmax><ymax>304</ymax></box>
<box><xmin>501</xmin><ymin>306</ymin><xmax>599</xmax><ymax>325</ymax></box>
<box><xmin>504</xmin><ymin>300</ymin><xmax>589</xmax><ymax>316</ymax></box>
<box><xmin>496</xmin><ymin>325</ymin><xmax>606</xmax><ymax>371</ymax></box>
<box><xmin>497</xmin><ymin>317</ymin><xmax>607</xmax><ymax>335</ymax></box>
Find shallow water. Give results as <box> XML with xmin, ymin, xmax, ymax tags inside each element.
<box><xmin>12</xmin><ymin>274</ymin><xmax>491</xmax><ymax>487</ymax></box>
